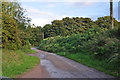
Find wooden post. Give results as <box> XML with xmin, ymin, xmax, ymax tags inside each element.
<box><xmin>42</xmin><ymin>32</ymin><xmax>44</xmax><ymax>40</ymax></box>
<box><xmin>110</xmin><ymin>0</ymin><xmax>114</xmax><ymax>29</ymax></box>
<box><xmin>118</xmin><ymin>1</ymin><xmax>120</xmax><ymax>22</ymax></box>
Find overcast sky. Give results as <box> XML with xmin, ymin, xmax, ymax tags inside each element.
<box><xmin>19</xmin><ymin>0</ymin><xmax>119</xmax><ymax>27</ymax></box>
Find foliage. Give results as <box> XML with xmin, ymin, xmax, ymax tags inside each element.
<box><xmin>42</xmin><ymin>17</ymin><xmax>97</xmax><ymax>38</ymax></box>
<box><xmin>2</xmin><ymin>49</ymin><xmax>39</xmax><ymax>77</ymax></box>
<box><xmin>42</xmin><ymin>16</ymin><xmax>118</xmax><ymax>39</ymax></box>
<box><xmin>2</xmin><ymin>1</ymin><xmax>31</xmax><ymax>50</ymax></box>
<box><xmin>2</xmin><ymin>1</ymin><xmax>120</xmax><ymax>77</ymax></box>
<box><xmin>95</xmin><ymin>16</ymin><xmax>118</xmax><ymax>29</ymax></box>
<box><xmin>2</xmin><ymin>1</ymin><xmax>43</xmax><ymax>49</ymax></box>
<box><xmin>39</xmin><ymin>27</ymin><xmax>101</xmax><ymax>53</ymax></box>
<box><xmin>39</xmin><ymin>27</ymin><xmax>120</xmax><ymax>77</ymax></box>
<box><xmin>26</xmin><ymin>26</ymin><xmax>43</xmax><ymax>46</ymax></box>
<box><xmin>23</xmin><ymin>48</ymin><xmax>37</xmax><ymax>54</ymax></box>
<box><xmin>57</xmin><ymin>52</ymin><xmax>119</xmax><ymax>77</ymax></box>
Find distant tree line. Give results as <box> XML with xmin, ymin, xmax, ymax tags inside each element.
<box><xmin>1</xmin><ymin>1</ymin><xmax>119</xmax><ymax>50</ymax></box>
<box><xmin>42</xmin><ymin>16</ymin><xmax>119</xmax><ymax>38</ymax></box>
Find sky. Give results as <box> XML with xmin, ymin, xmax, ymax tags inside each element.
<box><xmin>19</xmin><ymin>0</ymin><xmax>119</xmax><ymax>27</ymax></box>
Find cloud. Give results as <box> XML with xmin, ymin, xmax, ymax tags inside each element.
<box><xmin>22</xmin><ymin>5</ymin><xmax>66</xmax><ymax>27</ymax></box>
<box><xmin>23</xmin><ymin>5</ymin><xmax>56</xmax><ymax>17</ymax></box>
<box><xmin>31</xmin><ymin>18</ymin><xmax>51</xmax><ymax>26</ymax></box>
<box><xmin>62</xmin><ymin>0</ymin><xmax>101</xmax><ymax>7</ymax></box>
<box><xmin>45</xmin><ymin>3</ymin><xmax>56</xmax><ymax>8</ymax></box>
<box><xmin>30</xmin><ymin>15</ymin><xmax>68</xmax><ymax>27</ymax></box>
<box><xmin>82</xmin><ymin>1</ymin><xmax>96</xmax><ymax>5</ymax></box>
<box><xmin>20</xmin><ymin>0</ymin><xmax>119</xmax><ymax>27</ymax></box>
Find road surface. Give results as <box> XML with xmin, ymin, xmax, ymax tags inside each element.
<box><xmin>18</xmin><ymin>47</ymin><xmax>114</xmax><ymax>78</ymax></box>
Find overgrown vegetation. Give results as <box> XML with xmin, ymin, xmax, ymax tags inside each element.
<box><xmin>2</xmin><ymin>1</ymin><xmax>43</xmax><ymax>50</ymax></box>
<box><xmin>42</xmin><ymin>16</ymin><xmax>118</xmax><ymax>38</ymax></box>
<box><xmin>0</xmin><ymin>49</ymin><xmax>2</xmax><ymax>76</ymax></box>
<box><xmin>23</xmin><ymin>48</ymin><xmax>37</xmax><ymax>54</ymax></box>
<box><xmin>1</xmin><ymin>1</ymin><xmax>41</xmax><ymax>77</ymax></box>
<box><xmin>2</xmin><ymin>49</ymin><xmax>39</xmax><ymax>77</ymax></box>
<box><xmin>39</xmin><ymin>23</ymin><xmax>120</xmax><ymax>77</ymax></box>
<box><xmin>1</xmin><ymin>0</ymin><xmax>120</xmax><ymax>78</ymax></box>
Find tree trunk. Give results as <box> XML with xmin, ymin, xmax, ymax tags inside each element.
<box><xmin>110</xmin><ymin>0</ymin><xmax>114</xmax><ymax>29</ymax></box>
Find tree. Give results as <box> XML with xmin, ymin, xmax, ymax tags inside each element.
<box><xmin>42</xmin><ymin>17</ymin><xmax>97</xmax><ymax>38</ymax></box>
<box><xmin>2</xmin><ymin>1</ymin><xmax>31</xmax><ymax>49</ymax></box>
<box><xmin>95</xmin><ymin>16</ymin><xmax>118</xmax><ymax>30</ymax></box>
<box><xmin>2</xmin><ymin>2</ymin><xmax>21</xmax><ymax>49</ymax></box>
<box><xmin>25</xmin><ymin>26</ymin><xmax>43</xmax><ymax>46</ymax></box>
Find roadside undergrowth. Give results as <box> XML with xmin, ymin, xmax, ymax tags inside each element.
<box><xmin>2</xmin><ymin>49</ymin><xmax>40</xmax><ymax>78</ymax></box>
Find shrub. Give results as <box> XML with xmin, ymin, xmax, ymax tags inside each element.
<box><xmin>39</xmin><ymin>27</ymin><xmax>120</xmax><ymax>77</ymax></box>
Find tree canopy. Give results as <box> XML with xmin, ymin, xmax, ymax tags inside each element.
<box><xmin>42</xmin><ymin>16</ymin><xmax>119</xmax><ymax>38</ymax></box>
<box><xmin>2</xmin><ymin>1</ymin><xmax>42</xmax><ymax>49</ymax></box>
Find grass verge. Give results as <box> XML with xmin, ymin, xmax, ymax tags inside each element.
<box><xmin>23</xmin><ymin>49</ymin><xmax>37</xmax><ymax>54</ymax></box>
<box><xmin>0</xmin><ymin>49</ymin><xmax>2</xmax><ymax>76</ymax></box>
<box><xmin>2</xmin><ymin>49</ymin><xmax>39</xmax><ymax>78</ymax></box>
<box><xmin>57</xmin><ymin>52</ymin><xmax>119</xmax><ymax>77</ymax></box>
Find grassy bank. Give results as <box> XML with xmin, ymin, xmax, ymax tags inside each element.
<box><xmin>23</xmin><ymin>49</ymin><xmax>37</xmax><ymax>54</ymax></box>
<box><xmin>57</xmin><ymin>52</ymin><xmax>118</xmax><ymax>77</ymax></box>
<box><xmin>0</xmin><ymin>49</ymin><xmax>2</xmax><ymax>76</ymax></box>
<box><xmin>2</xmin><ymin>49</ymin><xmax>40</xmax><ymax>78</ymax></box>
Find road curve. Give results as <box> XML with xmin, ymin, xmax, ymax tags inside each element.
<box><xmin>31</xmin><ymin>47</ymin><xmax>114</xmax><ymax>78</ymax></box>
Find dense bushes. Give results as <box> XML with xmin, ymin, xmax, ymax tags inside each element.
<box><xmin>39</xmin><ymin>27</ymin><xmax>100</xmax><ymax>53</ymax></box>
<box><xmin>1</xmin><ymin>1</ymin><xmax>40</xmax><ymax>77</ymax></box>
<box><xmin>2</xmin><ymin>1</ymin><xmax>43</xmax><ymax>50</ymax></box>
<box><xmin>39</xmin><ymin>27</ymin><xmax>119</xmax><ymax>61</ymax></box>
<box><xmin>42</xmin><ymin>17</ymin><xmax>98</xmax><ymax>38</ymax></box>
<box><xmin>26</xmin><ymin>26</ymin><xmax>43</xmax><ymax>46</ymax></box>
<box><xmin>42</xmin><ymin>16</ymin><xmax>118</xmax><ymax>38</ymax></box>
<box><xmin>1</xmin><ymin>2</ymin><xmax>30</xmax><ymax>50</ymax></box>
<box><xmin>39</xmin><ymin>27</ymin><xmax>120</xmax><ymax>77</ymax></box>
<box><xmin>83</xmin><ymin>28</ymin><xmax>119</xmax><ymax>60</ymax></box>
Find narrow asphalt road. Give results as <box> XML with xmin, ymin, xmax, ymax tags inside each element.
<box><xmin>18</xmin><ymin>47</ymin><xmax>115</xmax><ymax>78</ymax></box>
